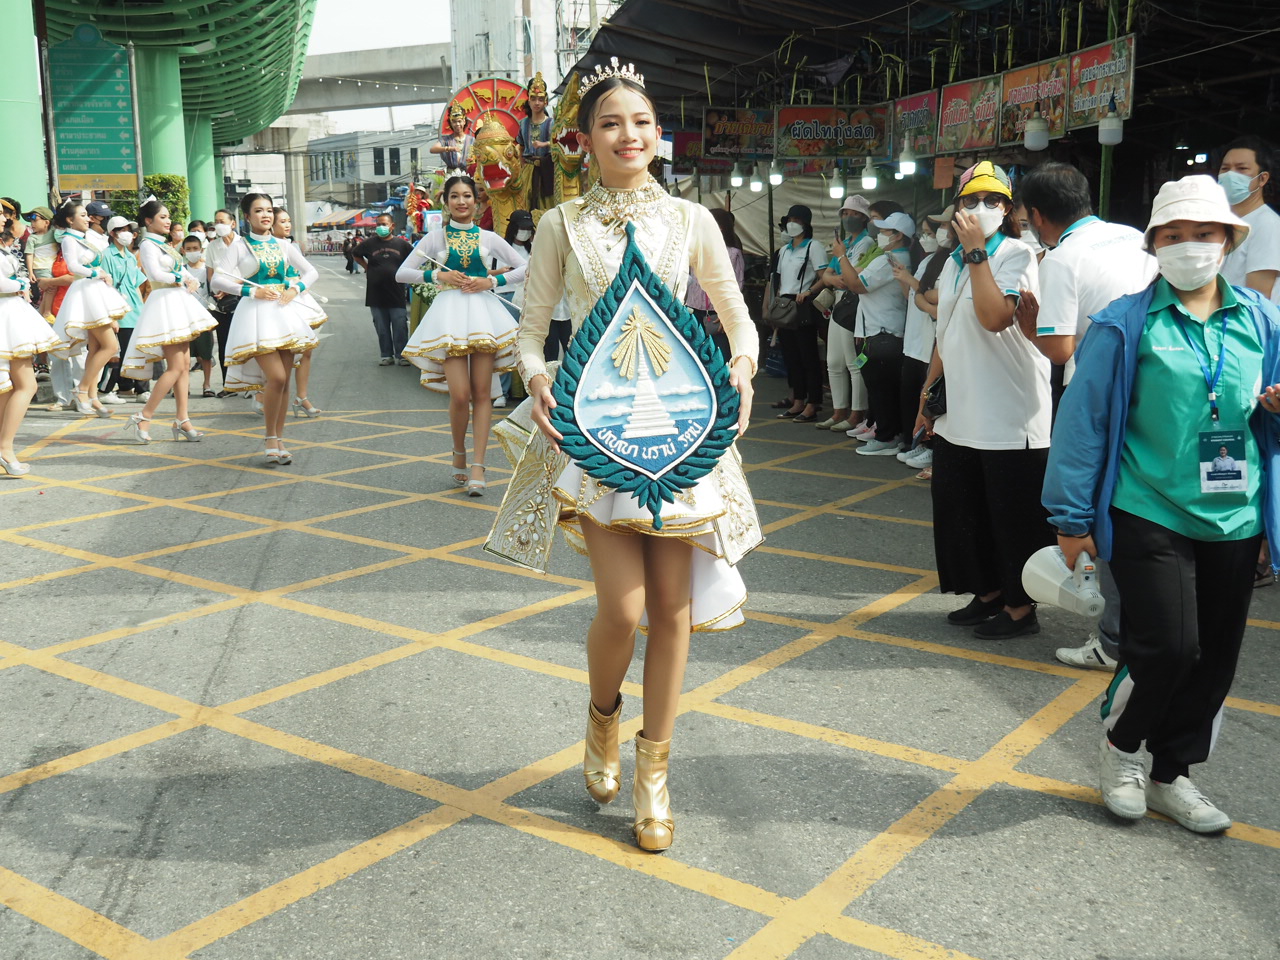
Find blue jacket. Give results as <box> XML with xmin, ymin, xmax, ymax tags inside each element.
<box><xmin>1042</xmin><ymin>281</ymin><xmax>1280</xmax><ymax>564</ymax></box>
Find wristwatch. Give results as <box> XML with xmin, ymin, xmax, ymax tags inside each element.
<box><xmin>962</xmin><ymin>247</ymin><xmax>989</xmax><ymax>265</ymax></box>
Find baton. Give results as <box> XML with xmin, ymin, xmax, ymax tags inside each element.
<box><xmin>214</xmin><ymin>269</ymin><xmax>325</xmax><ymax>318</ymax></box>
<box><xmin>419</xmin><ymin>253</ymin><xmax>521</xmax><ymax>318</ymax></box>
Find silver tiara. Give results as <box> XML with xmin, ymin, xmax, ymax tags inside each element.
<box><xmin>579</xmin><ymin>57</ymin><xmax>646</xmax><ymax>95</ymax></box>
<box><xmin>141</xmin><ymin>194</ymin><xmax>158</xmax><ymax>206</ymax></box>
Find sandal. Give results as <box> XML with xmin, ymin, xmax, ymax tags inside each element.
<box><xmin>467</xmin><ymin>463</ymin><xmax>487</xmax><ymax>497</ymax></box>
<box><xmin>202</xmin><ymin>389</ymin><xmax>216</xmax><ymax>398</ymax></box>
<box><xmin>1254</xmin><ymin>561</ymin><xmax>1274</xmax><ymax>588</ymax></box>
<box><xmin>450</xmin><ymin>450</ymin><xmax>468</xmax><ymax>487</ymax></box>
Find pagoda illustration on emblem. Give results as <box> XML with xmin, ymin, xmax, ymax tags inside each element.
<box><xmin>551</xmin><ymin>223</ymin><xmax>740</xmax><ymax>526</ymax></box>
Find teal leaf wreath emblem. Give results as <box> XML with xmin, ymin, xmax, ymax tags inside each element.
<box><xmin>551</xmin><ymin>222</ymin><xmax>739</xmax><ymax>529</ymax></box>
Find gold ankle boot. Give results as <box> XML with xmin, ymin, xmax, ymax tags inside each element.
<box><xmin>583</xmin><ymin>697</ymin><xmax>622</xmax><ymax>804</ymax></box>
<box><xmin>632</xmin><ymin>733</ymin><xmax>674</xmax><ymax>852</ymax></box>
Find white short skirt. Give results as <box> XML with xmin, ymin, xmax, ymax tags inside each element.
<box><xmin>223</xmin><ymin>296</ymin><xmax>319</xmax><ymax>393</ymax></box>
<box><xmin>550</xmin><ymin>462</ymin><xmax>748</xmax><ymax>632</ymax></box>
<box><xmin>0</xmin><ymin>295</ymin><xmax>59</xmax><ymax>394</ymax></box>
<box><xmin>295</xmin><ymin>292</ymin><xmax>327</xmax><ymax>330</ymax></box>
<box><xmin>120</xmin><ymin>288</ymin><xmax>218</xmax><ymax>378</ymax></box>
<box><xmin>51</xmin><ymin>277</ymin><xmax>128</xmax><ymax>357</ymax></box>
<box><xmin>402</xmin><ymin>288</ymin><xmax>518</xmax><ymax>393</ymax></box>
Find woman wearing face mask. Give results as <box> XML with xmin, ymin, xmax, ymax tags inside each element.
<box><xmin>272</xmin><ymin>206</ymin><xmax>327</xmax><ymax>417</ymax></box>
<box><xmin>395</xmin><ymin>175</ymin><xmax>529</xmax><ymax>494</ymax></box>
<box><xmin>0</xmin><ymin>220</ymin><xmax>59</xmax><ymax>475</ymax></box>
<box><xmin>1043</xmin><ymin>175</ymin><xmax>1280</xmax><ymax>834</ymax></box>
<box><xmin>210</xmin><ymin>193</ymin><xmax>320</xmax><ymax>463</ymax></box>
<box><xmin>181</xmin><ymin>235</ymin><xmax>217</xmax><ymax>397</ymax></box>
<box><xmin>838</xmin><ymin>210</ymin><xmax>915</xmax><ymax>456</ymax></box>
<box><xmin>815</xmin><ymin>195</ymin><xmax>875</xmax><ymax>433</ymax></box>
<box><xmin>119</xmin><ymin>198</ymin><xmax>218</xmax><ymax>443</ymax></box>
<box><xmin>500</xmin><ymin>65</ymin><xmax>760</xmax><ymax>853</ymax></box>
<box><xmin>49</xmin><ymin>200</ymin><xmax>128</xmax><ymax>418</ymax></box>
<box><xmin>206</xmin><ymin>209</ymin><xmax>241</xmax><ymax>395</ymax></box>
<box><xmin>97</xmin><ymin>216</ymin><xmax>149</xmax><ymax>403</ymax></box>
<box><xmin>766</xmin><ymin>204</ymin><xmax>828</xmax><ymax>422</ymax></box>
<box><xmin>917</xmin><ymin>161</ymin><xmax>1050</xmax><ymax>638</ymax></box>
<box><xmin>891</xmin><ymin>210</ymin><xmax>951</xmax><ymax>474</ymax></box>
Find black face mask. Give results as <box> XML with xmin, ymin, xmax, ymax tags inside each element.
<box><xmin>841</xmin><ymin>215</ymin><xmax>866</xmax><ymax>235</ymax></box>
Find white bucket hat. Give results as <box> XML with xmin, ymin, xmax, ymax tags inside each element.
<box><xmin>105</xmin><ymin>216</ymin><xmax>131</xmax><ymax>233</ymax></box>
<box><xmin>872</xmin><ymin>211</ymin><xmax>916</xmax><ymax>238</ymax></box>
<box><xmin>841</xmin><ymin>194</ymin><xmax>872</xmax><ymax>216</ymax></box>
<box><xmin>1144</xmin><ymin>175</ymin><xmax>1250</xmax><ymax>252</ymax></box>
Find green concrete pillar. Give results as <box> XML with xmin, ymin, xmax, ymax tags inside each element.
<box><xmin>185</xmin><ymin>114</ymin><xmax>219</xmax><ymax>219</ymax></box>
<box><xmin>0</xmin><ymin>3</ymin><xmax>50</xmax><ymax>205</ymax></box>
<box><xmin>135</xmin><ymin>46</ymin><xmax>187</xmax><ymax>176</ymax></box>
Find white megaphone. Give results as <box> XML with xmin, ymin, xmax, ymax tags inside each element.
<box><xmin>1021</xmin><ymin>545</ymin><xmax>1105</xmax><ymax>619</ymax></box>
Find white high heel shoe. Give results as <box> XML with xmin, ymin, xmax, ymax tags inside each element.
<box><xmin>122</xmin><ymin>413</ymin><xmax>151</xmax><ymax>444</ymax></box>
<box><xmin>252</xmin><ymin>397</ymin><xmax>265</xmax><ymax>416</ymax></box>
<box><xmin>172</xmin><ymin>418</ymin><xmax>203</xmax><ymax>441</ymax></box>
<box><xmin>264</xmin><ymin>436</ymin><xmax>292</xmax><ymax>465</ymax></box>
<box><xmin>467</xmin><ymin>463</ymin><xmax>487</xmax><ymax>497</ymax></box>
<box><xmin>0</xmin><ymin>455</ymin><xmax>30</xmax><ymax>477</ymax></box>
<box><xmin>291</xmin><ymin>396</ymin><xmax>321</xmax><ymax>418</ymax></box>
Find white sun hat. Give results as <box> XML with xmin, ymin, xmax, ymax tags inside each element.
<box><xmin>1144</xmin><ymin>175</ymin><xmax>1250</xmax><ymax>252</ymax></box>
<box><xmin>871</xmin><ymin>211</ymin><xmax>916</xmax><ymax>238</ymax></box>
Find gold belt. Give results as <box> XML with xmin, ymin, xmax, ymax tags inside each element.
<box><xmin>151</xmin><ymin>281</ymin><xmax>180</xmax><ymax>289</ymax></box>
<box><xmin>0</xmin><ymin>291</ymin><xmax>19</xmax><ymax>298</ymax></box>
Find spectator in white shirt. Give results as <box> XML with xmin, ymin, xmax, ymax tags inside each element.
<box><xmin>916</xmin><ymin>161</ymin><xmax>1051</xmax><ymax>639</ymax></box>
<box><xmin>1218</xmin><ymin>136</ymin><xmax>1280</xmax><ymax>303</ymax></box>
<box><xmin>765</xmin><ymin>204</ymin><xmax>828</xmax><ymax>422</ymax></box>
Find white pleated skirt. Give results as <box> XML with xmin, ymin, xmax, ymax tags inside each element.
<box><xmin>120</xmin><ymin>288</ymin><xmax>218</xmax><ymax>378</ymax></box>
<box><xmin>402</xmin><ymin>288</ymin><xmax>518</xmax><ymax>392</ymax></box>
<box><xmin>551</xmin><ymin>463</ymin><xmax>748</xmax><ymax>633</ymax></box>
<box><xmin>51</xmin><ymin>277</ymin><xmax>128</xmax><ymax>358</ymax></box>
<box><xmin>295</xmin><ymin>292</ymin><xmax>328</xmax><ymax>330</ymax></box>
<box><xmin>0</xmin><ymin>296</ymin><xmax>59</xmax><ymax>394</ymax></box>
<box><xmin>223</xmin><ymin>297</ymin><xmax>319</xmax><ymax>393</ymax></box>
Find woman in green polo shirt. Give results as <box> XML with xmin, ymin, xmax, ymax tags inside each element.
<box><xmin>1044</xmin><ymin>175</ymin><xmax>1280</xmax><ymax>835</ymax></box>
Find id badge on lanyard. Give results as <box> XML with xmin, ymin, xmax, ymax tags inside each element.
<box><xmin>1176</xmin><ymin>314</ymin><xmax>1247</xmax><ymax>494</ymax></box>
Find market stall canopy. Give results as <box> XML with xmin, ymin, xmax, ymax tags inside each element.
<box><xmin>311</xmin><ymin>208</ymin><xmax>367</xmax><ymax>228</ymax></box>
<box><xmin>563</xmin><ymin>0</ymin><xmax>1280</xmax><ymax>145</ymax></box>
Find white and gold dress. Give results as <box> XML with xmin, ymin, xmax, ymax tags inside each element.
<box><xmin>486</xmin><ymin>178</ymin><xmax>762</xmax><ymax>631</ymax></box>
<box><xmin>120</xmin><ymin>233</ymin><xmax>218</xmax><ymax>379</ymax></box>
<box><xmin>0</xmin><ymin>251</ymin><xmax>59</xmax><ymax>394</ymax></box>
<box><xmin>51</xmin><ymin>230</ymin><xmax>128</xmax><ymax>357</ymax></box>
<box><xmin>209</xmin><ymin>232</ymin><xmax>320</xmax><ymax>392</ymax></box>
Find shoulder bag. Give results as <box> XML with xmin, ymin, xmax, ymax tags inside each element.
<box><xmin>763</xmin><ymin>244</ymin><xmax>813</xmax><ymax>331</ymax></box>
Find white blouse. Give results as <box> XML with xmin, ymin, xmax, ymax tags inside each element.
<box><xmin>60</xmin><ymin>231</ymin><xmax>105</xmax><ymax>280</ymax></box>
<box><xmin>139</xmin><ymin>234</ymin><xmax>190</xmax><ymax>286</ymax></box>
<box><xmin>394</xmin><ymin>226</ymin><xmax>529</xmax><ymax>287</ymax></box>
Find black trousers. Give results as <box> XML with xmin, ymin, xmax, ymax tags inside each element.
<box><xmin>776</xmin><ymin>302</ymin><xmax>823</xmax><ymax>406</ymax></box>
<box><xmin>102</xmin><ymin>327</ymin><xmax>147</xmax><ymax>394</ymax></box>
<box><xmin>930</xmin><ymin>436</ymin><xmax>1053</xmax><ymax>607</ymax></box>
<box><xmin>543</xmin><ymin>319</ymin><xmax>571</xmax><ymax>363</ymax></box>
<box><xmin>900</xmin><ymin>356</ymin><xmax>930</xmax><ymax>447</ymax></box>
<box><xmin>213</xmin><ymin>306</ymin><xmax>235</xmax><ymax>374</ymax></box>
<box><xmin>861</xmin><ymin>336</ymin><xmax>904</xmax><ymax>441</ymax></box>
<box><xmin>1104</xmin><ymin>508</ymin><xmax>1260</xmax><ymax>781</ymax></box>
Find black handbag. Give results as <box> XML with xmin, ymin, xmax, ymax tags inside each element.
<box><xmin>831</xmin><ymin>292</ymin><xmax>858</xmax><ymax>332</ymax></box>
<box><xmin>863</xmin><ymin>330</ymin><xmax>903</xmax><ymax>363</ymax></box>
<box><xmin>923</xmin><ymin>375</ymin><xmax>946</xmax><ymax>418</ymax></box>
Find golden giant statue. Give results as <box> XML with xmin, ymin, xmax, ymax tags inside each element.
<box><xmin>470</xmin><ymin>112</ymin><xmax>529</xmax><ymax>237</ymax></box>
<box><xmin>550</xmin><ymin>71</ymin><xmax>592</xmax><ymax>206</ymax></box>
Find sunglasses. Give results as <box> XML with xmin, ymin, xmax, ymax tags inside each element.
<box><xmin>959</xmin><ymin>195</ymin><xmax>1007</xmax><ymax>210</ymax></box>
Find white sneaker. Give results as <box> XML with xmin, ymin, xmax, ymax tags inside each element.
<box><xmin>98</xmin><ymin>392</ymin><xmax>126</xmax><ymax>405</ymax></box>
<box><xmin>896</xmin><ymin>448</ymin><xmax>914</xmax><ymax>463</ymax></box>
<box><xmin>1099</xmin><ymin>735</ymin><xmax>1147</xmax><ymax>819</ymax></box>
<box><xmin>857</xmin><ymin>436</ymin><xmax>903</xmax><ymax>456</ymax></box>
<box><xmin>845</xmin><ymin>419</ymin><xmax>876</xmax><ymax>439</ymax></box>
<box><xmin>135</xmin><ymin>391</ymin><xmax>151</xmax><ymax>403</ymax></box>
<box><xmin>493</xmin><ymin>397</ymin><xmax>507</xmax><ymax>408</ymax></box>
<box><xmin>1055</xmin><ymin>633</ymin><xmax>1118</xmax><ymax>671</ymax></box>
<box><xmin>1145</xmin><ymin>776</ymin><xmax>1232</xmax><ymax>833</ymax></box>
<box><xmin>378</xmin><ymin>357</ymin><xmax>394</xmax><ymax>366</ymax></box>
<box><xmin>904</xmin><ymin>447</ymin><xmax>933</xmax><ymax>469</ymax></box>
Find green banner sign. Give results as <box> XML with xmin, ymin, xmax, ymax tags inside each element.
<box><xmin>49</xmin><ymin>24</ymin><xmax>139</xmax><ymax>191</ymax></box>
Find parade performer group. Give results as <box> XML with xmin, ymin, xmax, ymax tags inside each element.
<box><xmin>210</xmin><ymin>193</ymin><xmax>319</xmax><ymax>465</ymax></box>
<box><xmin>484</xmin><ymin>60</ymin><xmax>760</xmax><ymax>852</ymax></box>
<box><xmin>395</xmin><ymin>176</ymin><xmax>529</xmax><ymax>495</ymax></box>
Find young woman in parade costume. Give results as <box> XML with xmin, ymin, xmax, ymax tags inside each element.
<box><xmin>119</xmin><ymin>198</ymin><xmax>218</xmax><ymax>443</ymax></box>
<box><xmin>209</xmin><ymin>193</ymin><xmax>319</xmax><ymax>464</ymax></box>
<box><xmin>431</xmin><ymin>104</ymin><xmax>474</xmax><ymax>176</ymax></box>
<box><xmin>489</xmin><ymin>62</ymin><xmax>760</xmax><ymax>851</ymax></box>
<box><xmin>0</xmin><ymin>238</ymin><xmax>59</xmax><ymax>475</ymax></box>
<box><xmin>49</xmin><ymin>200</ymin><xmax>129</xmax><ymax>417</ymax></box>
<box><xmin>395</xmin><ymin>175</ymin><xmax>529</xmax><ymax>495</ymax></box>
<box><xmin>271</xmin><ymin>206</ymin><xmax>327</xmax><ymax>418</ymax></box>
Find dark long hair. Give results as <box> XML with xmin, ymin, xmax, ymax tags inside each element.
<box><xmin>239</xmin><ymin>192</ymin><xmax>273</xmax><ymax>218</ymax></box>
<box><xmin>138</xmin><ymin>198</ymin><xmax>165</xmax><ymax>234</ymax></box>
<box><xmin>443</xmin><ymin>175</ymin><xmax>477</xmax><ymax>206</ymax></box>
<box><xmin>52</xmin><ymin>201</ymin><xmax>82</xmax><ymax>230</ymax></box>
<box><xmin>710</xmin><ymin>208</ymin><xmax>741</xmax><ymax>252</ymax></box>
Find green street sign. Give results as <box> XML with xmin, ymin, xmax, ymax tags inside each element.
<box><xmin>49</xmin><ymin>24</ymin><xmax>139</xmax><ymax>191</ymax></box>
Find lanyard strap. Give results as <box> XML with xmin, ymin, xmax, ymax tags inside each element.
<box><xmin>1174</xmin><ymin>312</ymin><xmax>1229</xmax><ymax>422</ymax></box>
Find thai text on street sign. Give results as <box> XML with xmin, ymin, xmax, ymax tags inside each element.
<box><xmin>1068</xmin><ymin>35</ymin><xmax>1136</xmax><ymax>129</ymax></box>
<box><xmin>48</xmin><ymin>24</ymin><xmax>139</xmax><ymax>191</ymax></box>
<box><xmin>775</xmin><ymin>104</ymin><xmax>888</xmax><ymax>160</ymax></box>
<box><xmin>701</xmin><ymin>107</ymin><xmax>775</xmax><ymax>162</ymax></box>
<box><xmin>936</xmin><ymin>75</ymin><xmax>1002</xmax><ymax>153</ymax></box>
<box><xmin>1000</xmin><ymin>57</ymin><xmax>1069</xmax><ymax>146</ymax></box>
<box><xmin>894</xmin><ymin>90</ymin><xmax>939</xmax><ymax>158</ymax></box>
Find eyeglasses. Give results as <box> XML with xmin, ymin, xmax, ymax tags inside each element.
<box><xmin>959</xmin><ymin>195</ymin><xmax>1007</xmax><ymax>210</ymax></box>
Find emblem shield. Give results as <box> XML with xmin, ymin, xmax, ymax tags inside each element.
<box><xmin>551</xmin><ymin>223</ymin><xmax>739</xmax><ymax>527</ymax></box>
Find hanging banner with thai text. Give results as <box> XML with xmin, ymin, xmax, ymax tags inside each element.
<box><xmin>774</xmin><ymin>104</ymin><xmax>888</xmax><ymax>160</ymax></box>
<box><xmin>701</xmin><ymin>107</ymin><xmax>774</xmax><ymax>162</ymax></box>
<box><xmin>936</xmin><ymin>75</ymin><xmax>1001</xmax><ymax>154</ymax></box>
<box><xmin>1068</xmin><ymin>35</ymin><xmax>1136</xmax><ymax>130</ymax></box>
<box><xmin>893</xmin><ymin>91</ymin><xmax>939</xmax><ymax>158</ymax></box>
<box><xmin>1000</xmin><ymin>57</ymin><xmax>1069</xmax><ymax>146</ymax></box>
